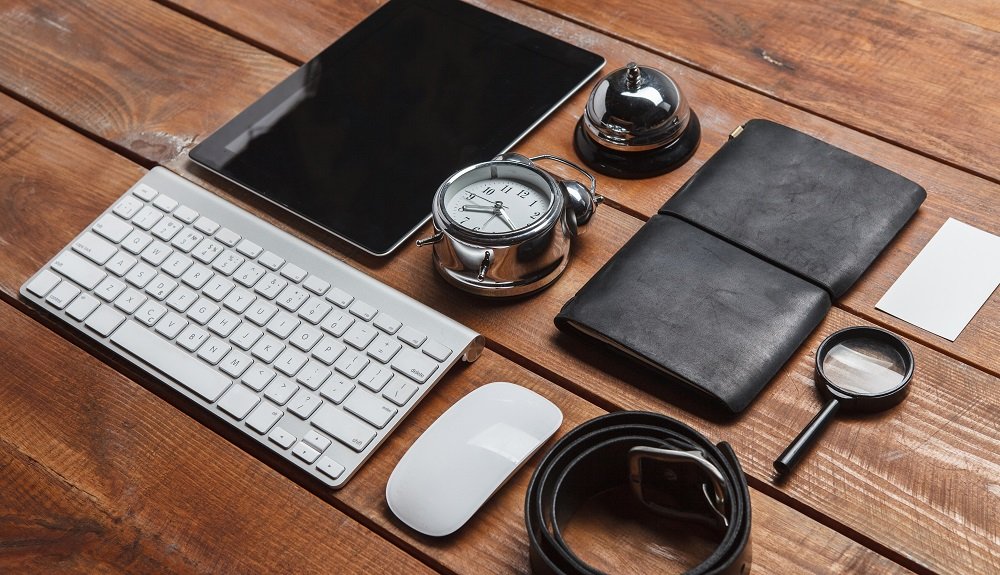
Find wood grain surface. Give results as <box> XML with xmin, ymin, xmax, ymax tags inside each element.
<box><xmin>0</xmin><ymin>89</ymin><xmax>915</xmax><ymax>575</ymax></box>
<box><xmin>0</xmin><ymin>0</ymin><xmax>997</xmax><ymax>573</ymax></box>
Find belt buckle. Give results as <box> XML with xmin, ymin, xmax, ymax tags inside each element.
<box><xmin>628</xmin><ymin>445</ymin><xmax>729</xmax><ymax>532</ymax></box>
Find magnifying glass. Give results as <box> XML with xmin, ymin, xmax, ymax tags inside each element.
<box><xmin>774</xmin><ymin>326</ymin><xmax>914</xmax><ymax>476</ymax></box>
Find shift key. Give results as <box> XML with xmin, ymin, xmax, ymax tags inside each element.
<box><xmin>311</xmin><ymin>404</ymin><xmax>376</xmax><ymax>452</ymax></box>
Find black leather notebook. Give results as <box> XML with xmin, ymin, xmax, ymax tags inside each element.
<box><xmin>556</xmin><ymin>120</ymin><xmax>926</xmax><ymax>412</ymax></box>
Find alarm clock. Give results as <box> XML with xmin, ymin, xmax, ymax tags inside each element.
<box><xmin>417</xmin><ymin>153</ymin><xmax>601</xmax><ymax>297</ymax></box>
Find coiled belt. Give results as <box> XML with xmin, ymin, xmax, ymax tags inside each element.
<box><xmin>525</xmin><ymin>412</ymin><xmax>752</xmax><ymax>574</ymax></box>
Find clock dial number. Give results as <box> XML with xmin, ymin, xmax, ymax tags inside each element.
<box><xmin>446</xmin><ymin>178</ymin><xmax>550</xmax><ymax>233</ymax></box>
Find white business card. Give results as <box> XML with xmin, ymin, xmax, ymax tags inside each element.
<box><xmin>876</xmin><ymin>218</ymin><xmax>1000</xmax><ymax>341</ymax></box>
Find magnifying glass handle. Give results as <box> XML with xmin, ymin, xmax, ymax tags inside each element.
<box><xmin>774</xmin><ymin>398</ymin><xmax>841</xmax><ymax>476</ymax></box>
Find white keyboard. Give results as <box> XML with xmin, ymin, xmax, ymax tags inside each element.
<box><xmin>21</xmin><ymin>167</ymin><xmax>483</xmax><ymax>488</ymax></box>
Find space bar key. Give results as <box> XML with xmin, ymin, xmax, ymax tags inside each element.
<box><xmin>110</xmin><ymin>321</ymin><xmax>232</xmax><ymax>402</ymax></box>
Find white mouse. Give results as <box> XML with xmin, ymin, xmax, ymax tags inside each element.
<box><xmin>386</xmin><ymin>382</ymin><xmax>563</xmax><ymax>536</ymax></box>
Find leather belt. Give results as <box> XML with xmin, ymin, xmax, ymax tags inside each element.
<box><xmin>525</xmin><ymin>412</ymin><xmax>752</xmax><ymax>575</ymax></box>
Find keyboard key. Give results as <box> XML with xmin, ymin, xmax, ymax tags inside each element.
<box><xmin>311</xmin><ymin>336</ymin><xmax>346</xmax><ymax>366</ymax></box>
<box><xmin>52</xmin><ymin>251</ymin><xmax>106</xmax><ymax>290</ymax></box>
<box><xmin>343</xmin><ymin>323</ymin><xmax>377</xmax><ymax>350</ymax></box>
<box><xmin>292</xmin><ymin>441</ymin><xmax>320</xmax><ymax>463</ymax></box>
<box><xmin>181</xmin><ymin>263</ymin><xmax>213</xmax><ymax>289</ymax></box>
<box><xmin>254</xmin><ymin>272</ymin><xmax>287</xmax><ymax>299</ymax></box>
<box><xmin>334</xmin><ymin>350</ymin><xmax>369</xmax><ymax>379</ymax></box>
<box><xmin>207</xmin><ymin>310</ymin><xmax>241</xmax><ymax>337</ymax></box>
<box><xmin>152</xmin><ymin>193</ymin><xmax>178</xmax><ymax>212</ymax></box>
<box><xmin>154</xmin><ymin>312</ymin><xmax>188</xmax><ymax>339</ymax></box>
<box><xmin>135</xmin><ymin>300</ymin><xmax>167</xmax><ymax>327</ymax></box>
<box><xmin>246</xmin><ymin>301</ymin><xmax>278</xmax><ymax>326</ymax></box>
<box><xmin>251</xmin><ymin>334</ymin><xmax>284</xmax><ymax>363</ymax></box>
<box><xmin>266</xmin><ymin>311</ymin><xmax>300</xmax><ymax>339</ymax></box>
<box><xmin>367</xmin><ymin>333</ymin><xmax>402</xmax><ymax>364</ymax></box>
<box><xmin>296</xmin><ymin>361</ymin><xmax>331</xmax><ymax>390</ymax></box>
<box><xmin>162</xmin><ymin>253</ymin><xmax>193</xmax><ymax>278</ymax></box>
<box><xmin>245</xmin><ymin>402</ymin><xmax>282</xmax><ymax>434</ymax></box>
<box><xmin>422</xmin><ymin>339</ymin><xmax>453</xmax><ymax>362</ymax></box>
<box><xmin>219</xmin><ymin>349</ymin><xmax>253</xmax><ymax>378</ymax></box>
<box><xmin>298</xmin><ymin>297</ymin><xmax>332</xmax><ymax>325</ymax></box>
<box><xmin>358</xmin><ymin>364</ymin><xmax>393</xmax><ymax>393</ymax></box>
<box><xmin>302</xmin><ymin>275</ymin><xmax>330</xmax><ymax>295</ymax></box>
<box><xmin>268</xmin><ymin>426</ymin><xmax>296</xmax><ymax>449</ymax></box>
<box><xmin>132</xmin><ymin>205</ymin><xmax>163</xmax><ymax>230</ymax></box>
<box><xmin>176</xmin><ymin>324</ymin><xmax>209</xmax><ymax>352</ymax></box>
<box><xmin>46</xmin><ymin>281</ymin><xmax>80</xmax><ymax>309</ymax></box>
<box><xmin>192</xmin><ymin>238</ymin><xmax>224</xmax><ymax>264</ymax></box>
<box><xmin>151</xmin><ymin>217</ymin><xmax>182</xmax><ymax>241</ymax></box>
<box><xmin>303</xmin><ymin>430</ymin><xmax>331</xmax><ymax>452</ymax></box>
<box><xmin>84</xmin><ymin>304</ymin><xmax>125</xmax><ymax>337</ymax></box>
<box><xmin>217</xmin><ymin>384</ymin><xmax>259</xmax><ymax>420</ymax></box>
<box><xmin>316</xmin><ymin>456</ymin><xmax>345</xmax><ymax>480</ymax></box>
<box><xmin>25</xmin><ymin>269</ymin><xmax>61</xmax><ymax>298</ymax></box>
<box><xmin>288</xmin><ymin>391</ymin><xmax>322</xmax><ymax>419</ymax></box>
<box><xmin>146</xmin><ymin>274</ymin><xmax>177</xmax><ymax>300</ymax></box>
<box><xmin>230</xmin><ymin>322</ymin><xmax>263</xmax><ymax>350</ymax></box>
<box><xmin>113</xmin><ymin>195</ymin><xmax>143</xmax><ymax>219</ymax></box>
<box><xmin>263</xmin><ymin>377</ymin><xmax>297</xmax><ymax>405</ymax></box>
<box><xmin>325</xmin><ymin>287</ymin><xmax>353</xmax><ymax>308</ymax></box>
<box><xmin>215</xmin><ymin>227</ymin><xmax>241</xmax><ymax>247</ymax></box>
<box><xmin>279</xmin><ymin>263</ymin><xmax>307</xmax><ymax>282</ymax></box>
<box><xmin>203</xmin><ymin>276</ymin><xmax>235</xmax><ymax>301</ymax></box>
<box><xmin>396</xmin><ymin>326</ymin><xmax>426</xmax><ymax>348</ymax></box>
<box><xmin>72</xmin><ymin>232</ymin><xmax>117</xmax><ymax>265</ymax></box>
<box><xmin>276</xmin><ymin>285</ymin><xmax>309</xmax><ymax>312</ymax></box>
<box><xmin>66</xmin><ymin>293</ymin><xmax>100</xmax><ymax>321</ymax></box>
<box><xmin>172</xmin><ymin>204</ymin><xmax>199</xmax><ymax>224</ymax></box>
<box><xmin>166</xmin><ymin>285</ymin><xmax>197</xmax><ymax>312</ymax></box>
<box><xmin>349</xmin><ymin>300</ymin><xmax>377</xmax><ymax>322</ymax></box>
<box><xmin>111</xmin><ymin>321</ymin><xmax>230</xmax><ymax>402</ymax></box>
<box><xmin>373</xmin><ymin>313</ymin><xmax>401</xmax><ymax>335</ymax></box>
<box><xmin>343</xmin><ymin>391</ymin><xmax>397</xmax><ymax>429</ymax></box>
<box><xmin>93</xmin><ymin>214</ymin><xmax>132</xmax><ymax>243</ymax></box>
<box><xmin>187</xmin><ymin>298</ymin><xmax>220</xmax><ymax>325</ymax></box>
<box><xmin>140</xmin><ymin>240</ymin><xmax>172</xmax><ymax>266</ymax></box>
<box><xmin>212</xmin><ymin>250</ymin><xmax>244</xmax><ymax>276</ymax></box>
<box><xmin>258</xmin><ymin>251</ymin><xmax>284</xmax><ymax>271</ymax></box>
<box><xmin>122</xmin><ymin>230</ymin><xmax>153</xmax><ymax>255</ymax></box>
<box><xmin>320</xmin><ymin>310</ymin><xmax>354</xmax><ymax>337</ymax></box>
<box><xmin>289</xmin><ymin>324</ymin><xmax>322</xmax><ymax>352</ymax></box>
<box><xmin>391</xmin><ymin>347</ymin><xmax>438</xmax><ymax>384</ymax></box>
<box><xmin>114</xmin><ymin>288</ymin><xmax>146</xmax><ymax>314</ymax></box>
<box><xmin>171</xmin><ymin>229</ymin><xmax>203</xmax><ymax>252</ymax></box>
<box><xmin>196</xmin><ymin>337</ymin><xmax>231</xmax><ymax>365</ymax></box>
<box><xmin>131</xmin><ymin>183</ymin><xmax>157</xmax><ymax>201</ymax></box>
<box><xmin>233</xmin><ymin>261</ymin><xmax>266</xmax><ymax>287</ymax></box>
<box><xmin>235</xmin><ymin>239</ymin><xmax>262</xmax><ymax>258</ymax></box>
<box><xmin>311</xmin><ymin>404</ymin><xmax>376</xmax><ymax>452</ymax></box>
<box><xmin>382</xmin><ymin>379</ymin><xmax>418</xmax><ymax>407</ymax></box>
<box><xmin>106</xmin><ymin>252</ymin><xmax>137</xmax><ymax>277</ymax></box>
<box><xmin>193</xmin><ymin>216</ymin><xmax>220</xmax><ymax>235</ymax></box>
<box><xmin>94</xmin><ymin>276</ymin><xmax>125</xmax><ymax>302</ymax></box>
<box><xmin>319</xmin><ymin>376</ymin><xmax>355</xmax><ymax>404</ymax></box>
<box><xmin>125</xmin><ymin>262</ymin><xmax>156</xmax><ymax>288</ymax></box>
<box><xmin>222</xmin><ymin>287</ymin><xmax>256</xmax><ymax>314</ymax></box>
<box><xmin>242</xmin><ymin>365</ymin><xmax>275</xmax><ymax>391</ymax></box>
<box><xmin>274</xmin><ymin>348</ymin><xmax>308</xmax><ymax>377</ymax></box>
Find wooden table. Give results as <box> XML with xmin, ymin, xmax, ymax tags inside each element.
<box><xmin>1</xmin><ymin>1</ymin><xmax>996</xmax><ymax>573</ymax></box>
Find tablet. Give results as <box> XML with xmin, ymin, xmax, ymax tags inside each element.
<box><xmin>190</xmin><ymin>0</ymin><xmax>604</xmax><ymax>256</ymax></box>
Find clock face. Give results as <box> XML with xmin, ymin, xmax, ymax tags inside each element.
<box><xmin>444</xmin><ymin>177</ymin><xmax>551</xmax><ymax>234</ymax></box>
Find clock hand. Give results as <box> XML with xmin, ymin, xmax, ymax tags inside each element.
<box><xmin>497</xmin><ymin>208</ymin><xmax>516</xmax><ymax>230</ymax></box>
<box><xmin>460</xmin><ymin>204</ymin><xmax>496</xmax><ymax>213</ymax></box>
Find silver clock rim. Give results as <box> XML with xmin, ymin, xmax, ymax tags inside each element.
<box><xmin>432</xmin><ymin>159</ymin><xmax>566</xmax><ymax>248</ymax></box>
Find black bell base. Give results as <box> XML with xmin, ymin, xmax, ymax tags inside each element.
<box><xmin>573</xmin><ymin>111</ymin><xmax>701</xmax><ymax>179</ymax></box>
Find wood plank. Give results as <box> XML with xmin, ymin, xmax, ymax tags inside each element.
<box><xmin>10</xmin><ymin>0</ymin><xmax>989</xmax><ymax>374</ymax></box>
<box><xmin>520</xmin><ymin>0</ymin><xmax>1000</xmax><ymax>182</ymax></box>
<box><xmin>898</xmin><ymin>0</ymin><xmax>1000</xmax><ymax>33</ymax></box>
<box><xmin>0</xmin><ymin>302</ymin><xmax>433</xmax><ymax>575</ymax></box>
<box><xmin>0</xmin><ymin>91</ymin><xmax>914</xmax><ymax>574</ymax></box>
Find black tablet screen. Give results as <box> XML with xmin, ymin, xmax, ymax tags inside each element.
<box><xmin>190</xmin><ymin>0</ymin><xmax>604</xmax><ymax>255</ymax></box>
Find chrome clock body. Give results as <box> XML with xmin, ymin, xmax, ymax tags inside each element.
<box><xmin>418</xmin><ymin>154</ymin><xmax>600</xmax><ymax>297</ymax></box>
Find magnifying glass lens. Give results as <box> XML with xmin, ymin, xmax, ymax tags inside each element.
<box><xmin>821</xmin><ymin>338</ymin><xmax>907</xmax><ymax>395</ymax></box>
